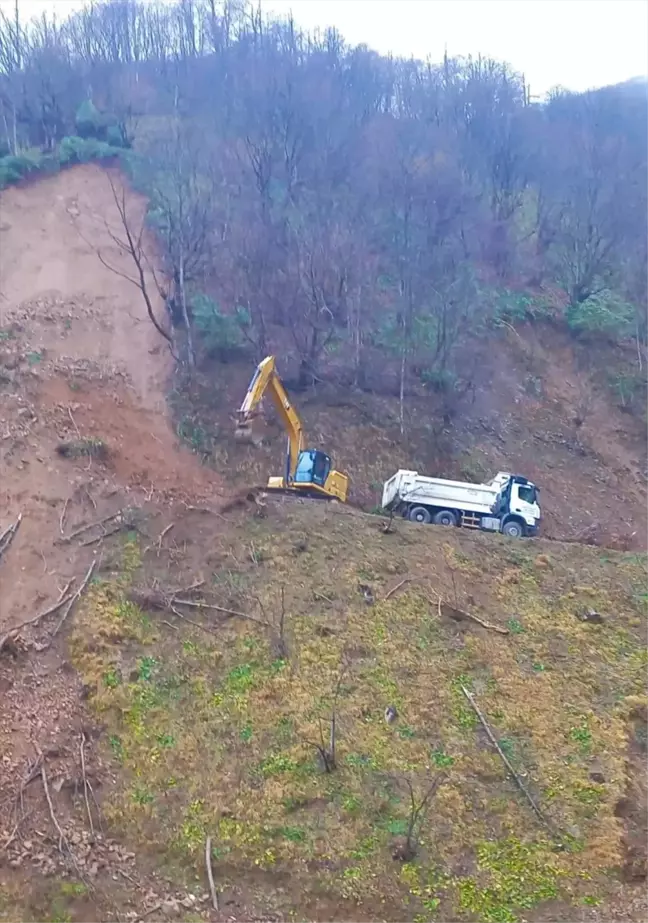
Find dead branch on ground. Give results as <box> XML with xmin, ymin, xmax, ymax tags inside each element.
<box><xmin>58</xmin><ymin>511</ymin><xmax>123</xmax><ymax>544</ymax></box>
<box><xmin>461</xmin><ymin>686</ymin><xmax>557</xmax><ymax>834</ymax></box>
<box><xmin>79</xmin><ymin>733</ymin><xmax>94</xmax><ymax>836</ymax></box>
<box><xmin>51</xmin><ymin>557</ymin><xmax>97</xmax><ymax>637</ymax></box>
<box><xmin>38</xmin><ymin>750</ymin><xmax>68</xmax><ymax>855</ymax></box>
<box><xmin>384</xmin><ymin>578</ymin><xmax>410</xmax><ymax>600</ymax></box>
<box><xmin>59</xmin><ymin>498</ymin><xmax>70</xmax><ymax>535</ymax></box>
<box><xmin>0</xmin><ymin>513</ymin><xmax>22</xmax><ymax>563</ymax></box>
<box><xmin>205</xmin><ymin>836</ymin><xmax>219</xmax><ymax>911</ymax></box>
<box><xmin>143</xmin><ymin>522</ymin><xmax>174</xmax><ymax>556</ymax></box>
<box><xmin>0</xmin><ymin>580</ymin><xmax>75</xmax><ymax>653</ymax></box>
<box><xmin>426</xmin><ymin>584</ymin><xmax>508</xmax><ymax>634</ymax></box>
<box><xmin>79</xmin><ymin>523</ymin><xmax>125</xmax><ymax>546</ymax></box>
<box><xmin>1</xmin><ymin>755</ymin><xmax>43</xmax><ymax>851</ymax></box>
<box><xmin>169</xmin><ymin>605</ymin><xmax>222</xmax><ymax>636</ymax></box>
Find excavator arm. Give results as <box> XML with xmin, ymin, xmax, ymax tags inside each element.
<box><xmin>236</xmin><ymin>356</ymin><xmax>304</xmax><ymax>480</ymax></box>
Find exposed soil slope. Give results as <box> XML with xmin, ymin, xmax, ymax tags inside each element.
<box><xmin>0</xmin><ymin>165</ymin><xmax>225</xmax><ymax>921</ymax></box>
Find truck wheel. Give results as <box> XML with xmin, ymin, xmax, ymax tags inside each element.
<box><xmin>408</xmin><ymin>506</ymin><xmax>432</xmax><ymax>524</ymax></box>
<box><xmin>433</xmin><ymin>510</ymin><xmax>457</xmax><ymax>527</ymax></box>
<box><xmin>502</xmin><ymin>520</ymin><xmax>524</xmax><ymax>538</ymax></box>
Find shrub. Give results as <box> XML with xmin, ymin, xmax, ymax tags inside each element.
<box><xmin>105</xmin><ymin>124</ymin><xmax>130</xmax><ymax>149</ymax></box>
<box><xmin>490</xmin><ymin>288</ymin><xmax>552</xmax><ymax>326</ymax></box>
<box><xmin>0</xmin><ymin>151</ymin><xmax>40</xmax><ymax>186</ymax></box>
<box><xmin>75</xmin><ymin>99</ymin><xmax>105</xmax><ymax>140</ymax></box>
<box><xmin>566</xmin><ymin>290</ymin><xmax>634</xmax><ymax>339</ymax></box>
<box><xmin>58</xmin><ymin>135</ymin><xmax>118</xmax><ymax>165</ymax></box>
<box><xmin>0</xmin><ymin>137</ymin><xmax>124</xmax><ymax>190</ymax></box>
<box><xmin>417</xmin><ymin>366</ymin><xmax>457</xmax><ymax>393</ymax></box>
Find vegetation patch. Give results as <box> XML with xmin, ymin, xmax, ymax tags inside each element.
<box><xmin>69</xmin><ymin>504</ymin><xmax>647</xmax><ymax>920</ymax></box>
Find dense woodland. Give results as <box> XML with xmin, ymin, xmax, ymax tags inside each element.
<box><xmin>0</xmin><ymin>0</ymin><xmax>646</xmax><ymax>417</ymax></box>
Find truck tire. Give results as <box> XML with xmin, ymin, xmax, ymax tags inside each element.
<box><xmin>433</xmin><ymin>509</ymin><xmax>457</xmax><ymax>527</ymax></box>
<box><xmin>502</xmin><ymin>519</ymin><xmax>525</xmax><ymax>538</ymax></box>
<box><xmin>408</xmin><ymin>506</ymin><xmax>432</xmax><ymax>524</ymax></box>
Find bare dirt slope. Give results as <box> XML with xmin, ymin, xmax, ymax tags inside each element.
<box><xmin>0</xmin><ymin>165</ymin><xmax>226</xmax><ymax>921</ymax></box>
<box><xmin>0</xmin><ymin>164</ymin><xmax>222</xmax><ymax>625</ymax></box>
<box><xmin>459</xmin><ymin>326</ymin><xmax>647</xmax><ymax>543</ymax></box>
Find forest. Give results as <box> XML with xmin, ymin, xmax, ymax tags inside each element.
<box><xmin>0</xmin><ymin>0</ymin><xmax>646</xmax><ymax>415</ymax></box>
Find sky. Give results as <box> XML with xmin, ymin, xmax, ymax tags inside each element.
<box><xmin>4</xmin><ymin>0</ymin><xmax>648</xmax><ymax>98</ymax></box>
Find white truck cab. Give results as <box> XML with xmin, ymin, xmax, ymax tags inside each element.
<box><xmin>381</xmin><ymin>469</ymin><xmax>541</xmax><ymax>538</ymax></box>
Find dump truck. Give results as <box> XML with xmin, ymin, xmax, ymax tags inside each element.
<box><xmin>381</xmin><ymin>470</ymin><xmax>540</xmax><ymax>538</ymax></box>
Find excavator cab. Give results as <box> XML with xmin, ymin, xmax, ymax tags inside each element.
<box><xmin>294</xmin><ymin>450</ymin><xmax>331</xmax><ymax>488</ymax></box>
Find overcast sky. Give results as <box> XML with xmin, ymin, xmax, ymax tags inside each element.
<box><xmin>6</xmin><ymin>0</ymin><xmax>648</xmax><ymax>97</ymax></box>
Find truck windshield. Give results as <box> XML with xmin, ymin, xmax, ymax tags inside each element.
<box><xmin>518</xmin><ymin>484</ymin><xmax>536</xmax><ymax>504</ymax></box>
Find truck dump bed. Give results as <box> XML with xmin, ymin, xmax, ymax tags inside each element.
<box><xmin>382</xmin><ymin>470</ymin><xmax>510</xmax><ymax>514</ymax></box>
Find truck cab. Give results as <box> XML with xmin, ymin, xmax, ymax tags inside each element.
<box><xmin>492</xmin><ymin>475</ymin><xmax>540</xmax><ymax>537</ymax></box>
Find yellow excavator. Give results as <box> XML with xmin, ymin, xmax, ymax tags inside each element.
<box><xmin>235</xmin><ymin>356</ymin><xmax>349</xmax><ymax>502</ymax></box>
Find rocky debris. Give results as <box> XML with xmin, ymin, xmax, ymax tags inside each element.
<box><xmin>577</xmin><ymin>607</ymin><xmax>605</xmax><ymax>624</ymax></box>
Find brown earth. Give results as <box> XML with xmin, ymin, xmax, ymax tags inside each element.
<box><xmin>0</xmin><ymin>165</ymin><xmax>230</xmax><ymax>921</ymax></box>
<box><xmin>0</xmin><ymin>164</ymin><xmax>645</xmax><ymax>923</ymax></box>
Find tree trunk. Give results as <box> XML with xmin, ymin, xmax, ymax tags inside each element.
<box><xmin>178</xmin><ymin>257</ymin><xmax>195</xmax><ymax>368</ymax></box>
<box><xmin>399</xmin><ymin>348</ymin><xmax>406</xmax><ymax>436</ymax></box>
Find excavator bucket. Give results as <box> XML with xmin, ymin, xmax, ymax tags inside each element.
<box><xmin>234</xmin><ymin>420</ymin><xmax>264</xmax><ymax>446</ymax></box>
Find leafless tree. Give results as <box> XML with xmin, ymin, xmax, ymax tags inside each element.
<box><xmin>387</xmin><ymin>771</ymin><xmax>448</xmax><ymax>861</ymax></box>
<box><xmin>299</xmin><ymin>659</ymin><xmax>348</xmax><ymax>773</ymax></box>
<box><xmin>78</xmin><ymin>171</ymin><xmax>175</xmax><ymax>353</ymax></box>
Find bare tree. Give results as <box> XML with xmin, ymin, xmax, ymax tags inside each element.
<box><xmin>388</xmin><ymin>772</ymin><xmax>448</xmax><ymax>861</ymax></box>
<box><xmin>77</xmin><ymin>171</ymin><xmax>175</xmax><ymax>353</ymax></box>
<box><xmin>299</xmin><ymin>660</ymin><xmax>348</xmax><ymax>773</ymax></box>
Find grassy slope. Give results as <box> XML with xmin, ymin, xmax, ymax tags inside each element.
<box><xmin>69</xmin><ymin>500</ymin><xmax>646</xmax><ymax>922</ymax></box>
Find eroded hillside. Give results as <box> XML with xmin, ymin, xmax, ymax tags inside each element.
<box><xmin>0</xmin><ymin>167</ymin><xmax>646</xmax><ymax>923</ymax></box>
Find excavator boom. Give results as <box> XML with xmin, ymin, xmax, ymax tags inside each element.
<box><xmin>236</xmin><ymin>356</ymin><xmax>304</xmax><ymax>480</ymax></box>
<box><xmin>235</xmin><ymin>356</ymin><xmax>349</xmax><ymax>502</ymax></box>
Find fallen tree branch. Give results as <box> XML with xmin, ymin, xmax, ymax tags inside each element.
<box><xmin>169</xmin><ymin>578</ymin><xmax>205</xmax><ymax>597</ymax></box>
<box><xmin>461</xmin><ymin>686</ymin><xmax>556</xmax><ymax>833</ymax></box>
<box><xmin>169</xmin><ymin>605</ymin><xmax>221</xmax><ymax>636</ymax></box>
<box><xmin>138</xmin><ymin>903</ymin><xmax>163</xmax><ymax>922</ymax></box>
<box><xmin>426</xmin><ymin>584</ymin><xmax>508</xmax><ymax>634</ymax></box>
<box><xmin>86</xmin><ymin>781</ymin><xmax>104</xmax><ymax>836</ymax></box>
<box><xmin>38</xmin><ymin>751</ymin><xmax>67</xmax><ymax>854</ymax></box>
<box><xmin>1</xmin><ymin>756</ymin><xmax>42</xmax><ymax>850</ymax></box>
<box><xmin>205</xmin><ymin>835</ymin><xmax>219</xmax><ymax>911</ymax></box>
<box><xmin>182</xmin><ymin>503</ymin><xmax>232</xmax><ymax>523</ymax></box>
<box><xmin>384</xmin><ymin>578</ymin><xmax>409</xmax><ymax>601</ymax></box>
<box><xmin>172</xmin><ymin>597</ymin><xmax>251</xmax><ymax>619</ymax></box>
<box><xmin>59</xmin><ymin>498</ymin><xmax>70</xmax><ymax>536</ymax></box>
<box><xmin>446</xmin><ymin>605</ymin><xmax>509</xmax><ymax>634</ymax></box>
<box><xmin>51</xmin><ymin>557</ymin><xmax>96</xmax><ymax>637</ymax></box>
<box><xmin>80</xmin><ymin>733</ymin><xmax>94</xmax><ymax>836</ymax></box>
<box><xmin>58</xmin><ymin>512</ymin><xmax>122</xmax><ymax>544</ymax></box>
<box><xmin>79</xmin><ymin>523</ymin><xmax>124</xmax><ymax>546</ymax></box>
<box><xmin>0</xmin><ymin>513</ymin><xmax>22</xmax><ymax>562</ymax></box>
<box><xmin>143</xmin><ymin>522</ymin><xmax>174</xmax><ymax>556</ymax></box>
<box><xmin>0</xmin><ymin>581</ymin><xmax>75</xmax><ymax>653</ymax></box>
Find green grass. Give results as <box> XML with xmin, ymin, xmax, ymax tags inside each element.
<box><xmin>70</xmin><ymin>503</ymin><xmax>647</xmax><ymax>921</ymax></box>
